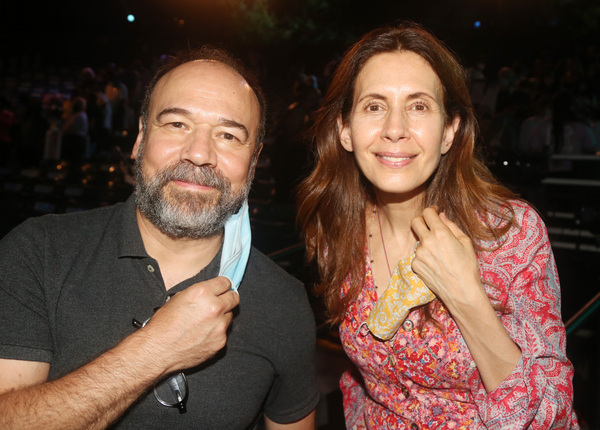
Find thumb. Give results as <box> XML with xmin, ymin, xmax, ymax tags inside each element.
<box><xmin>440</xmin><ymin>212</ymin><xmax>466</xmax><ymax>239</ymax></box>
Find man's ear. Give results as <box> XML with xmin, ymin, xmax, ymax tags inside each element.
<box><xmin>337</xmin><ymin>117</ymin><xmax>353</xmax><ymax>152</ymax></box>
<box><xmin>132</xmin><ymin>118</ymin><xmax>144</xmax><ymax>159</ymax></box>
<box><xmin>441</xmin><ymin>115</ymin><xmax>460</xmax><ymax>155</ymax></box>
<box><xmin>248</xmin><ymin>141</ymin><xmax>264</xmax><ymax>182</ymax></box>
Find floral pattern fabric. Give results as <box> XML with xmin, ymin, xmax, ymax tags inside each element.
<box><xmin>339</xmin><ymin>201</ymin><xmax>579</xmax><ymax>429</ymax></box>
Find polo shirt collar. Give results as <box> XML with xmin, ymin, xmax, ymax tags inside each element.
<box><xmin>114</xmin><ymin>195</ymin><xmax>222</xmax><ymax>282</ymax></box>
<box><xmin>116</xmin><ymin>195</ymin><xmax>150</xmax><ymax>259</ymax></box>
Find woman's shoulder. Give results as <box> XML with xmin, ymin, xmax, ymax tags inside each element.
<box><xmin>478</xmin><ymin>199</ymin><xmax>550</xmax><ymax>255</ymax></box>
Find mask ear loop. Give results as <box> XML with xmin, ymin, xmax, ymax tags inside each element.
<box><xmin>219</xmin><ymin>200</ymin><xmax>252</xmax><ymax>293</ymax></box>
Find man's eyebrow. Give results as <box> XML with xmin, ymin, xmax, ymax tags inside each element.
<box><xmin>219</xmin><ymin>118</ymin><xmax>249</xmax><ymax>141</ymax></box>
<box><xmin>154</xmin><ymin>108</ymin><xmax>249</xmax><ymax>140</ymax></box>
<box><xmin>156</xmin><ymin>107</ymin><xmax>192</xmax><ymax>121</ymax></box>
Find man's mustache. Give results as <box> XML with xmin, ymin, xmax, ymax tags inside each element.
<box><xmin>155</xmin><ymin>162</ymin><xmax>231</xmax><ymax>193</ymax></box>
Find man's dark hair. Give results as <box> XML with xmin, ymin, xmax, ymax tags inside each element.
<box><xmin>140</xmin><ymin>47</ymin><xmax>267</xmax><ymax>146</ymax></box>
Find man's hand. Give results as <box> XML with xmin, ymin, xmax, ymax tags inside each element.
<box><xmin>137</xmin><ymin>276</ymin><xmax>240</xmax><ymax>377</ymax></box>
<box><xmin>0</xmin><ymin>276</ymin><xmax>240</xmax><ymax>430</ymax></box>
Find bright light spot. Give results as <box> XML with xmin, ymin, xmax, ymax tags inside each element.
<box><xmin>474</xmin><ymin>21</ymin><xmax>481</xmax><ymax>29</ymax></box>
<box><xmin>127</xmin><ymin>14</ymin><xmax>135</xmax><ymax>23</ymax></box>
<box><xmin>503</xmin><ymin>161</ymin><xmax>508</xmax><ymax>166</ymax></box>
<box><xmin>109</xmin><ymin>166</ymin><xmax>116</xmax><ymax>173</ymax></box>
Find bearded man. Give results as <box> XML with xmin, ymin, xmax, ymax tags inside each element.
<box><xmin>0</xmin><ymin>48</ymin><xmax>318</xmax><ymax>429</ymax></box>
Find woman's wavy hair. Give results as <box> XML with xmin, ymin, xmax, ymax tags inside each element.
<box><xmin>296</xmin><ymin>22</ymin><xmax>516</xmax><ymax>324</ymax></box>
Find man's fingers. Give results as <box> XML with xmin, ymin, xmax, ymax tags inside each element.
<box><xmin>221</xmin><ymin>289</ymin><xmax>240</xmax><ymax>312</ymax></box>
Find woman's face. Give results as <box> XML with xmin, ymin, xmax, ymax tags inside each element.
<box><xmin>339</xmin><ymin>50</ymin><xmax>458</xmax><ymax>202</ymax></box>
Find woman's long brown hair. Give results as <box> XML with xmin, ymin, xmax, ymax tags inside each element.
<box><xmin>296</xmin><ymin>23</ymin><xmax>517</xmax><ymax>325</ymax></box>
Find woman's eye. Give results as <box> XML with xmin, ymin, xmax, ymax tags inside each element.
<box><xmin>366</xmin><ymin>104</ymin><xmax>381</xmax><ymax>112</ymax></box>
<box><xmin>412</xmin><ymin>103</ymin><xmax>428</xmax><ymax>111</ymax></box>
<box><xmin>170</xmin><ymin>122</ymin><xmax>185</xmax><ymax>128</ymax></box>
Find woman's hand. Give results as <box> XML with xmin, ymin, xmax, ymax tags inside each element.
<box><xmin>410</xmin><ymin>207</ymin><xmax>521</xmax><ymax>392</ymax></box>
<box><xmin>410</xmin><ymin>207</ymin><xmax>482</xmax><ymax>310</ymax></box>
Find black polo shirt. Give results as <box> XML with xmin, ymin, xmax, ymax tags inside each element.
<box><xmin>0</xmin><ymin>196</ymin><xmax>319</xmax><ymax>428</ymax></box>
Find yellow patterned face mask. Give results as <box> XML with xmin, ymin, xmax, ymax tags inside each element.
<box><xmin>366</xmin><ymin>254</ymin><xmax>436</xmax><ymax>340</ymax></box>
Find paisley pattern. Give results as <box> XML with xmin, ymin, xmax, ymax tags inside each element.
<box><xmin>367</xmin><ymin>254</ymin><xmax>436</xmax><ymax>341</ymax></box>
<box><xmin>339</xmin><ymin>201</ymin><xmax>579</xmax><ymax>429</ymax></box>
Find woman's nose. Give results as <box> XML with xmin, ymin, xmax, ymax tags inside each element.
<box><xmin>382</xmin><ymin>109</ymin><xmax>409</xmax><ymax>142</ymax></box>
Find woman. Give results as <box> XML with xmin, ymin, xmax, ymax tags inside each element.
<box><xmin>297</xmin><ymin>23</ymin><xmax>578</xmax><ymax>429</ymax></box>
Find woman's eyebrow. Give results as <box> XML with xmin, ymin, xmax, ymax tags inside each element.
<box><xmin>356</xmin><ymin>93</ymin><xmax>386</xmax><ymax>104</ymax></box>
<box><xmin>406</xmin><ymin>91</ymin><xmax>437</xmax><ymax>102</ymax></box>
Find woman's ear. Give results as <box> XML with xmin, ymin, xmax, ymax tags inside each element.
<box><xmin>337</xmin><ymin>116</ymin><xmax>354</xmax><ymax>152</ymax></box>
<box><xmin>441</xmin><ymin>115</ymin><xmax>460</xmax><ymax>154</ymax></box>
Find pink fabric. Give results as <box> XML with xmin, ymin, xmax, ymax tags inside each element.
<box><xmin>339</xmin><ymin>201</ymin><xmax>579</xmax><ymax>429</ymax></box>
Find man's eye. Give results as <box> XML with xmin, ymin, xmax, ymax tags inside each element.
<box><xmin>222</xmin><ymin>132</ymin><xmax>239</xmax><ymax>141</ymax></box>
<box><xmin>170</xmin><ymin>122</ymin><xmax>185</xmax><ymax>128</ymax></box>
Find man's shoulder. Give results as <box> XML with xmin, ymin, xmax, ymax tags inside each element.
<box><xmin>240</xmin><ymin>247</ymin><xmax>312</xmax><ymax>317</ymax></box>
<box><xmin>245</xmin><ymin>247</ymin><xmax>304</xmax><ymax>290</ymax></box>
<box><xmin>1</xmin><ymin>202</ymin><xmax>127</xmax><ymax>250</ymax></box>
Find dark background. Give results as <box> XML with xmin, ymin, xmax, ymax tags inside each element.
<box><xmin>1</xmin><ymin>1</ymin><xmax>599</xmax><ymax>428</ymax></box>
<box><xmin>2</xmin><ymin>0</ymin><xmax>598</xmax><ymax>74</ymax></box>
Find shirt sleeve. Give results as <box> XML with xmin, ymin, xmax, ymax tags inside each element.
<box><xmin>0</xmin><ymin>218</ymin><xmax>54</xmax><ymax>362</ymax></box>
<box><xmin>471</xmin><ymin>204</ymin><xmax>579</xmax><ymax>429</ymax></box>
<box><xmin>261</xmin><ymin>280</ymin><xmax>320</xmax><ymax>424</ymax></box>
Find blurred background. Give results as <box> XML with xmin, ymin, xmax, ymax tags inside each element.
<box><xmin>1</xmin><ymin>0</ymin><xmax>599</xmax><ymax>428</ymax></box>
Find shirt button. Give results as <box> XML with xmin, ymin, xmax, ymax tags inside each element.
<box><xmin>385</xmin><ymin>354</ymin><xmax>396</xmax><ymax>367</ymax></box>
<box><xmin>402</xmin><ymin>319</ymin><xmax>414</xmax><ymax>331</ymax></box>
<box><xmin>358</xmin><ymin>323</ymin><xmax>370</xmax><ymax>337</ymax></box>
<box><xmin>147</xmin><ymin>264</ymin><xmax>155</xmax><ymax>273</ymax></box>
<box><xmin>411</xmin><ymin>423</ymin><xmax>419</xmax><ymax>430</ymax></box>
<box><xmin>401</xmin><ymin>384</ymin><xmax>410</xmax><ymax>399</ymax></box>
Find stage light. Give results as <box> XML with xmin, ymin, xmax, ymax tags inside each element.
<box><xmin>127</xmin><ymin>14</ymin><xmax>135</xmax><ymax>23</ymax></box>
<box><xmin>474</xmin><ymin>21</ymin><xmax>481</xmax><ymax>28</ymax></box>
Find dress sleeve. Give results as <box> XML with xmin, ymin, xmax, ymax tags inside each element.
<box><xmin>471</xmin><ymin>204</ymin><xmax>579</xmax><ymax>429</ymax></box>
<box><xmin>340</xmin><ymin>368</ymin><xmax>368</xmax><ymax>430</ymax></box>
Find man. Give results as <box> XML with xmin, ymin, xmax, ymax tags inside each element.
<box><xmin>0</xmin><ymin>48</ymin><xmax>318</xmax><ymax>429</ymax></box>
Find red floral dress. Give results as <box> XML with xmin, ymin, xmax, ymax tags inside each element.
<box><xmin>339</xmin><ymin>201</ymin><xmax>579</xmax><ymax>429</ymax></box>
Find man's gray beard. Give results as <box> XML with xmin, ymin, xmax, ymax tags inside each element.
<box><xmin>134</xmin><ymin>160</ymin><xmax>250</xmax><ymax>240</ymax></box>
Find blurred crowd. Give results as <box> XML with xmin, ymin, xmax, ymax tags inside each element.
<box><xmin>1</xmin><ymin>44</ymin><xmax>599</xmax><ymax>187</ymax></box>
<box><xmin>468</xmin><ymin>47</ymin><xmax>600</xmax><ymax>171</ymax></box>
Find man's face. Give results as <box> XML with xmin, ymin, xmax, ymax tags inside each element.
<box><xmin>132</xmin><ymin>60</ymin><xmax>262</xmax><ymax>239</ymax></box>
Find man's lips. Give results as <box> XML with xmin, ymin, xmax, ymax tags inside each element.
<box><xmin>170</xmin><ymin>179</ymin><xmax>215</xmax><ymax>190</ymax></box>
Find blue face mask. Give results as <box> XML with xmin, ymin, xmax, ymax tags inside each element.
<box><xmin>219</xmin><ymin>200</ymin><xmax>251</xmax><ymax>292</ymax></box>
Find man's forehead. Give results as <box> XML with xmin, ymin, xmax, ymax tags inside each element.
<box><xmin>156</xmin><ymin>60</ymin><xmax>251</xmax><ymax>96</ymax></box>
<box><xmin>149</xmin><ymin>60</ymin><xmax>260</xmax><ymax>136</ymax></box>
<box><xmin>152</xmin><ymin>61</ymin><xmax>258</xmax><ymax>112</ymax></box>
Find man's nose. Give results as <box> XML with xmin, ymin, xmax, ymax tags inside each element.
<box><xmin>181</xmin><ymin>128</ymin><xmax>217</xmax><ymax>167</ymax></box>
<box><xmin>381</xmin><ymin>109</ymin><xmax>410</xmax><ymax>142</ymax></box>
